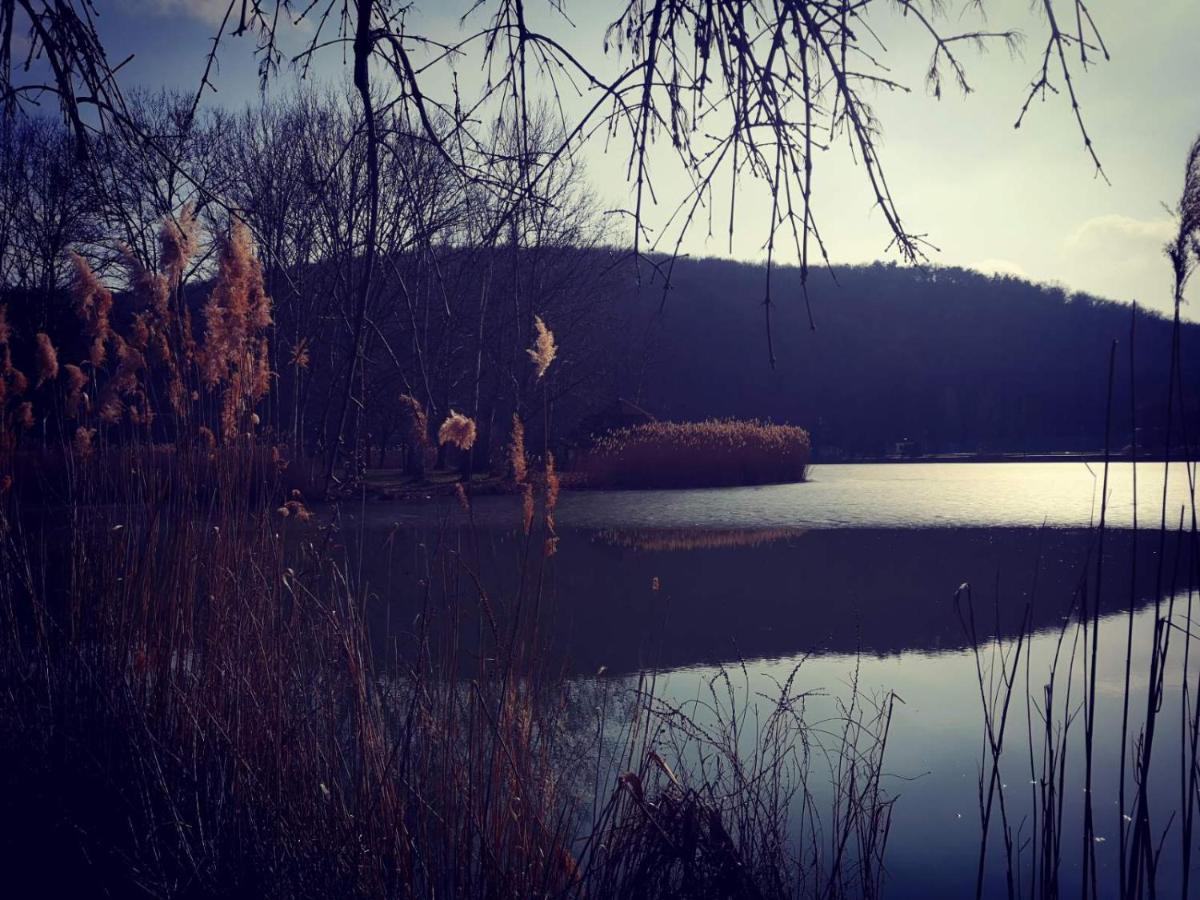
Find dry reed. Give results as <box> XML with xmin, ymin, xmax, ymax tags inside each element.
<box><xmin>509</xmin><ymin>413</ymin><xmax>528</xmax><ymax>483</ymax></box>
<box><xmin>578</xmin><ymin>418</ymin><xmax>811</xmax><ymax>489</ymax></box>
<box><xmin>527</xmin><ymin>314</ymin><xmax>557</xmax><ymax>379</ymax></box>
<box><xmin>34</xmin><ymin>332</ymin><xmax>58</xmax><ymax>387</ymax></box>
<box><xmin>438</xmin><ymin>409</ymin><xmax>477</xmax><ymax>451</ymax></box>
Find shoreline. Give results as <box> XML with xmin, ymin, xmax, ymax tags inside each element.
<box><xmin>817</xmin><ymin>451</ymin><xmax>1180</xmax><ymax>464</ymax></box>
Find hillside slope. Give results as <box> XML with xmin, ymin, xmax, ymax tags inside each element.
<box><xmin>612</xmin><ymin>259</ymin><xmax>1199</xmax><ymax>458</ymax></box>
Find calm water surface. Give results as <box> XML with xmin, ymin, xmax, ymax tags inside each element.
<box><xmin>368</xmin><ymin>461</ymin><xmax>1197</xmax><ymax>531</ymax></box>
<box><xmin>349</xmin><ymin>463</ymin><xmax>1199</xmax><ymax>897</ymax></box>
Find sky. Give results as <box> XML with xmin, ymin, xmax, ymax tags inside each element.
<box><xmin>37</xmin><ymin>2</ymin><xmax>1200</xmax><ymax>316</ymax></box>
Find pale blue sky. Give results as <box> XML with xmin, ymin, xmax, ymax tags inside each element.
<box><xmin>74</xmin><ymin>2</ymin><xmax>1200</xmax><ymax>315</ymax></box>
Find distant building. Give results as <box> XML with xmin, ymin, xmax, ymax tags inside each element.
<box><xmin>889</xmin><ymin>437</ymin><xmax>920</xmax><ymax>458</ymax></box>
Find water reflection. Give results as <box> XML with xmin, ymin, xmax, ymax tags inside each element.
<box><xmin>360</xmin><ymin>462</ymin><xmax>1198</xmax><ymax>531</ymax></box>
<box><xmin>341</xmin><ymin>462</ymin><xmax>1199</xmax><ymax>897</ymax></box>
<box><xmin>359</xmin><ymin>524</ymin><xmax>1194</xmax><ymax>674</ymax></box>
<box><xmin>644</xmin><ymin>600</ymin><xmax>1198</xmax><ymax>899</ymax></box>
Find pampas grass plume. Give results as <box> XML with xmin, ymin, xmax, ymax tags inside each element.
<box><xmin>521</xmin><ymin>482</ymin><xmax>534</xmax><ymax>535</ymax></box>
<box><xmin>509</xmin><ymin>414</ymin><xmax>528</xmax><ymax>483</ymax></box>
<box><xmin>74</xmin><ymin>426</ymin><xmax>96</xmax><ymax>459</ymax></box>
<box><xmin>545</xmin><ymin>452</ymin><xmax>560</xmax><ymax>514</ymax></box>
<box><xmin>438</xmin><ymin>410</ymin><xmax>477</xmax><ymax>451</ymax></box>
<box><xmin>527</xmin><ymin>315</ymin><xmax>557</xmax><ymax>379</ymax></box>
<box><xmin>35</xmin><ymin>333</ymin><xmax>59</xmax><ymax>387</ymax></box>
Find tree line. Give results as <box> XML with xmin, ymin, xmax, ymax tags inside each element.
<box><xmin>612</xmin><ymin>258</ymin><xmax>1200</xmax><ymax>459</ymax></box>
<box><xmin>0</xmin><ymin>91</ymin><xmax>627</xmax><ymax>479</ymax></box>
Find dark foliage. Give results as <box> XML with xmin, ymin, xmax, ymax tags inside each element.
<box><xmin>610</xmin><ymin>259</ymin><xmax>1199</xmax><ymax>459</ymax></box>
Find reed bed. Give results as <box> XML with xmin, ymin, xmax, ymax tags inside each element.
<box><xmin>0</xmin><ymin>458</ymin><xmax>895</xmax><ymax>898</ymax></box>
<box><xmin>576</xmin><ymin>419</ymin><xmax>811</xmax><ymax>489</ymax></box>
<box><xmin>0</xmin><ymin>216</ymin><xmax>889</xmax><ymax>898</ymax></box>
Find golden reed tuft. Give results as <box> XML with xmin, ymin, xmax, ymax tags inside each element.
<box><xmin>69</xmin><ymin>252</ymin><xmax>114</xmax><ymax>367</ymax></box>
<box><xmin>3</xmin><ymin>347</ymin><xmax>28</xmax><ymax>397</ymax></box>
<box><xmin>438</xmin><ymin>410</ymin><xmax>477</xmax><ymax>451</ymax></box>
<box><xmin>159</xmin><ymin>203</ymin><xmax>198</xmax><ymax>285</ymax></box>
<box><xmin>34</xmin><ymin>332</ymin><xmax>59</xmax><ymax>387</ymax></box>
<box><xmin>63</xmin><ymin>364</ymin><xmax>89</xmax><ymax>417</ymax></box>
<box><xmin>290</xmin><ymin>337</ymin><xmax>311</xmax><ymax>370</ymax></box>
<box><xmin>545</xmin><ymin>452</ymin><xmax>560</xmax><ymax>514</ymax></box>
<box><xmin>199</xmin><ymin>217</ymin><xmax>273</xmax><ymax>441</ymax></box>
<box><xmin>579</xmin><ymin>418</ymin><xmax>811</xmax><ymax>489</ymax></box>
<box><xmin>98</xmin><ymin>390</ymin><xmax>124</xmax><ymax>425</ymax></box>
<box><xmin>521</xmin><ymin>482</ymin><xmax>534</xmax><ymax>535</ymax></box>
<box><xmin>509</xmin><ymin>414</ymin><xmax>528</xmax><ymax>483</ymax></box>
<box><xmin>398</xmin><ymin>394</ymin><xmax>430</xmax><ymax>448</ymax></box>
<box><xmin>527</xmin><ymin>315</ymin><xmax>557</xmax><ymax>379</ymax></box>
<box><xmin>542</xmin><ymin>452</ymin><xmax>561</xmax><ymax>536</ymax></box>
<box><xmin>73</xmin><ymin>426</ymin><xmax>96</xmax><ymax>459</ymax></box>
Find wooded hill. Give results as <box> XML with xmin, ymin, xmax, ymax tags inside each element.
<box><xmin>610</xmin><ymin>258</ymin><xmax>1199</xmax><ymax>460</ymax></box>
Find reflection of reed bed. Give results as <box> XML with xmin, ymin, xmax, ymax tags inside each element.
<box><xmin>594</xmin><ymin>525</ymin><xmax>807</xmax><ymax>552</ymax></box>
<box><xmin>575</xmin><ymin>419</ymin><xmax>811</xmax><ymax>489</ymax></box>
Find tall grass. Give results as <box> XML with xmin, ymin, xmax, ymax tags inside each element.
<box><xmin>0</xmin><ymin>457</ymin><xmax>896</xmax><ymax>898</ymax></box>
<box><xmin>960</xmin><ymin>138</ymin><xmax>1200</xmax><ymax>897</ymax></box>
<box><xmin>577</xmin><ymin>418</ymin><xmax>811</xmax><ymax>489</ymax></box>
<box><xmin>0</xmin><ymin>217</ymin><xmax>888</xmax><ymax>898</ymax></box>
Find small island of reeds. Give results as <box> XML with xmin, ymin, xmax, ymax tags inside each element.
<box><xmin>574</xmin><ymin>419</ymin><xmax>811</xmax><ymax>489</ymax></box>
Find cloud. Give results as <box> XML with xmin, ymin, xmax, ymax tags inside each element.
<box><xmin>117</xmin><ymin>0</ymin><xmax>234</xmax><ymax>28</ymax></box>
<box><xmin>1060</xmin><ymin>214</ymin><xmax>1182</xmax><ymax>311</ymax></box>
<box><xmin>972</xmin><ymin>258</ymin><xmax>1029</xmax><ymax>279</ymax></box>
<box><xmin>1064</xmin><ymin>214</ymin><xmax>1175</xmax><ymax>254</ymax></box>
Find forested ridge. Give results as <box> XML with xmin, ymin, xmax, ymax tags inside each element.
<box><xmin>612</xmin><ymin>258</ymin><xmax>1199</xmax><ymax>459</ymax></box>
<box><xmin>3</xmin><ymin>101</ymin><xmax>1194</xmax><ymax>465</ymax></box>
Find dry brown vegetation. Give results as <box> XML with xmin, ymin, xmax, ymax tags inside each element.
<box><xmin>577</xmin><ymin>419</ymin><xmax>811</xmax><ymax>489</ymax></box>
<box><xmin>0</xmin><ymin>219</ymin><xmax>894</xmax><ymax>899</ymax></box>
<box><xmin>0</xmin><ymin>445</ymin><xmax>891</xmax><ymax>899</ymax></box>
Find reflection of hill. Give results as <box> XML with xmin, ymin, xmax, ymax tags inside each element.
<box><xmin>361</xmin><ymin>526</ymin><xmax>1198</xmax><ymax>675</ymax></box>
<box><xmin>592</xmin><ymin>527</ymin><xmax>805</xmax><ymax>552</ymax></box>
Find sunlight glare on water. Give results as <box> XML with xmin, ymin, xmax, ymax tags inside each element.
<box><xmin>377</xmin><ymin>461</ymin><xmax>1198</xmax><ymax>531</ymax></box>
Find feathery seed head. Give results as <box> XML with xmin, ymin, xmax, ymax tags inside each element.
<box><xmin>527</xmin><ymin>315</ymin><xmax>557</xmax><ymax>379</ymax></box>
<box><xmin>399</xmin><ymin>394</ymin><xmax>431</xmax><ymax>450</ymax></box>
<box><xmin>509</xmin><ymin>414</ymin><xmax>528</xmax><ymax>483</ymax></box>
<box><xmin>34</xmin><ymin>333</ymin><xmax>59</xmax><ymax>387</ymax></box>
<box><xmin>74</xmin><ymin>426</ymin><xmax>96</xmax><ymax>458</ymax></box>
<box><xmin>160</xmin><ymin>203</ymin><xmax>198</xmax><ymax>283</ymax></box>
<box><xmin>438</xmin><ymin>410</ymin><xmax>477</xmax><ymax>451</ymax></box>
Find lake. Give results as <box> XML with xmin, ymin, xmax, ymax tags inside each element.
<box><xmin>343</xmin><ymin>462</ymin><xmax>1199</xmax><ymax>897</ymax></box>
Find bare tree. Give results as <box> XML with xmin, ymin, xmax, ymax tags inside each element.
<box><xmin>0</xmin><ymin>0</ymin><xmax>1113</xmax><ymax>473</ymax></box>
<box><xmin>0</xmin><ymin>116</ymin><xmax>98</xmax><ymax>304</ymax></box>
